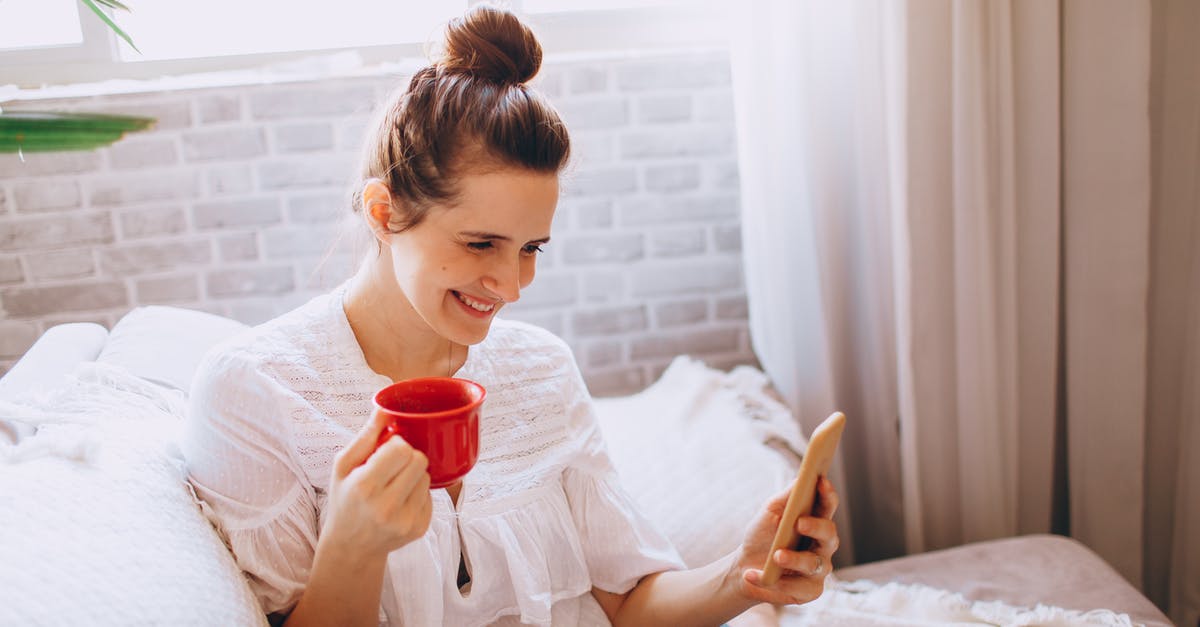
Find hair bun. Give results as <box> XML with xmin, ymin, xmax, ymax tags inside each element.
<box><xmin>437</xmin><ymin>4</ymin><xmax>542</xmax><ymax>85</ymax></box>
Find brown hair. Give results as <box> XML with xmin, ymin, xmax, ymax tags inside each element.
<box><xmin>356</xmin><ymin>3</ymin><xmax>571</xmax><ymax>233</ymax></box>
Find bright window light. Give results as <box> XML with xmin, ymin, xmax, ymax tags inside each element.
<box><xmin>0</xmin><ymin>0</ymin><xmax>83</xmax><ymax>51</ymax></box>
<box><xmin>523</xmin><ymin>0</ymin><xmax>680</xmax><ymax>11</ymax></box>
<box><xmin>116</xmin><ymin>0</ymin><xmax>467</xmax><ymax>61</ymax></box>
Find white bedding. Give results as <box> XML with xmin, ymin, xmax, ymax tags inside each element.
<box><xmin>594</xmin><ymin>356</ymin><xmax>806</xmax><ymax>568</ymax></box>
<box><xmin>779</xmin><ymin>578</ymin><xmax>1138</xmax><ymax>627</ymax></box>
<box><xmin>0</xmin><ymin>357</ymin><xmax>1142</xmax><ymax>627</ymax></box>
<box><xmin>0</xmin><ymin>363</ymin><xmax>267</xmax><ymax>626</ymax></box>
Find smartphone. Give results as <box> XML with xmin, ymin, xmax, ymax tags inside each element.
<box><xmin>759</xmin><ymin>411</ymin><xmax>845</xmax><ymax>586</ymax></box>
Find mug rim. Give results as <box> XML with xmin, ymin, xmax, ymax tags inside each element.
<box><xmin>373</xmin><ymin>376</ymin><xmax>487</xmax><ymax>420</ymax></box>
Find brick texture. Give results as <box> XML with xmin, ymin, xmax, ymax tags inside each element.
<box><xmin>107</xmin><ymin>138</ymin><xmax>179</xmax><ymax>170</ymax></box>
<box><xmin>572</xmin><ymin>305</ymin><xmax>648</xmax><ymax>337</ymax></box>
<box><xmin>0</xmin><ymin>257</ymin><xmax>22</xmax><ymax>284</ymax></box>
<box><xmin>197</xmin><ymin>93</ymin><xmax>243</xmax><ymax>124</ymax></box>
<box><xmin>0</xmin><ymin>320</ymin><xmax>39</xmax><ymax>358</ymax></box>
<box><xmin>183</xmin><ymin>128</ymin><xmax>267</xmax><ymax>162</ymax></box>
<box><xmin>2</xmin><ymin>280</ymin><xmax>129</xmax><ymax>316</ymax></box>
<box><xmin>119</xmin><ymin>206</ymin><xmax>188</xmax><ymax>239</ymax></box>
<box><xmin>13</xmin><ymin>180</ymin><xmax>82</xmax><ymax>212</ymax></box>
<box><xmin>136</xmin><ymin>274</ymin><xmax>200</xmax><ymax>304</ymax></box>
<box><xmin>0</xmin><ymin>50</ymin><xmax>757</xmax><ymax>392</ymax></box>
<box><xmin>100</xmin><ymin>240</ymin><xmax>212</xmax><ymax>275</ymax></box>
<box><xmin>26</xmin><ymin>249</ymin><xmax>95</xmax><ymax>280</ymax></box>
<box><xmin>206</xmin><ymin>266</ymin><xmax>295</xmax><ymax>297</ymax></box>
<box><xmin>193</xmin><ymin>198</ymin><xmax>282</xmax><ymax>230</ymax></box>
<box><xmin>0</xmin><ymin>212</ymin><xmax>114</xmax><ymax>252</ymax></box>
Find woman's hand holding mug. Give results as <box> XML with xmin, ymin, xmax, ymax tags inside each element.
<box><xmin>324</xmin><ymin>377</ymin><xmax>485</xmax><ymax>559</ymax></box>
<box><xmin>325</xmin><ymin>410</ymin><xmax>435</xmax><ymax>558</ymax></box>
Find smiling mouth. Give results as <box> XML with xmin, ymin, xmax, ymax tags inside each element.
<box><xmin>453</xmin><ymin>290</ymin><xmax>497</xmax><ymax>314</ymax></box>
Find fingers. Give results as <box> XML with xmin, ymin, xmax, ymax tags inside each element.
<box><xmin>367</xmin><ymin>436</ymin><xmax>417</xmax><ymax>481</ymax></box>
<box><xmin>383</xmin><ymin>448</ymin><xmax>430</xmax><ymax>501</ymax></box>
<box><xmin>741</xmin><ymin>568</ymin><xmax>826</xmax><ymax>606</ymax></box>
<box><xmin>770</xmin><ymin>549</ymin><xmax>826</xmax><ymax>577</ymax></box>
<box><xmin>813</xmin><ymin>476</ymin><xmax>839</xmax><ymax>519</ymax></box>
<box><xmin>735</xmin><ymin>480</ymin><xmax>841</xmax><ymax>607</ymax></box>
<box><xmin>795</xmin><ymin>516</ymin><xmax>839</xmax><ymax>555</ymax></box>
<box><xmin>387</xmin><ymin>469</ymin><xmax>433</xmax><ymax>538</ymax></box>
<box><xmin>400</xmin><ymin>472</ymin><xmax>433</xmax><ymax>524</ymax></box>
<box><xmin>333</xmin><ymin>410</ymin><xmax>391</xmax><ymax>478</ymax></box>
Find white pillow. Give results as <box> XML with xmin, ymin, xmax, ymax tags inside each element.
<box><xmin>98</xmin><ymin>306</ymin><xmax>249</xmax><ymax>394</ymax></box>
<box><xmin>594</xmin><ymin>356</ymin><xmax>806</xmax><ymax>568</ymax></box>
<box><xmin>0</xmin><ymin>363</ymin><xmax>266</xmax><ymax>626</ymax></box>
<box><xmin>0</xmin><ymin>322</ymin><xmax>109</xmax><ymax>402</ymax></box>
<box><xmin>0</xmin><ymin>322</ymin><xmax>109</xmax><ymax>444</ymax></box>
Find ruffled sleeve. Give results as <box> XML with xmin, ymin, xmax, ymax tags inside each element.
<box><xmin>182</xmin><ymin>349</ymin><xmax>319</xmax><ymax>616</ymax></box>
<box><xmin>559</xmin><ymin>352</ymin><xmax>686</xmax><ymax>594</ymax></box>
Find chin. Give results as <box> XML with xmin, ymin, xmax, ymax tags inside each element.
<box><xmin>446</xmin><ymin>319</ymin><xmax>494</xmax><ymax>346</ymax></box>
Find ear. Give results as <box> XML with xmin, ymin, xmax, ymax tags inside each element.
<box><xmin>361</xmin><ymin>179</ymin><xmax>396</xmax><ymax>241</ymax></box>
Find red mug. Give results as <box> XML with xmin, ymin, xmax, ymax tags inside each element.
<box><xmin>372</xmin><ymin>377</ymin><xmax>485</xmax><ymax>489</ymax></box>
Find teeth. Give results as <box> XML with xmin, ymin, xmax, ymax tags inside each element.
<box><xmin>455</xmin><ymin>292</ymin><xmax>495</xmax><ymax>312</ymax></box>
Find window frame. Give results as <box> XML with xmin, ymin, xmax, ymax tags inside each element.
<box><xmin>1</xmin><ymin>1</ymin><xmax>724</xmax><ymax>92</ymax></box>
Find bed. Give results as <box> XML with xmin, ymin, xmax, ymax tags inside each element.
<box><xmin>0</xmin><ymin>305</ymin><xmax>1172</xmax><ymax>626</ymax></box>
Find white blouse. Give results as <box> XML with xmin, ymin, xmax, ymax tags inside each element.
<box><xmin>182</xmin><ymin>288</ymin><xmax>684</xmax><ymax>626</ymax></box>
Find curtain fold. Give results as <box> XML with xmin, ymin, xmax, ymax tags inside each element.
<box><xmin>1061</xmin><ymin>0</ymin><xmax>1153</xmax><ymax>586</ymax></box>
<box><xmin>729</xmin><ymin>0</ymin><xmax>856</xmax><ymax>565</ymax></box>
<box><xmin>730</xmin><ymin>0</ymin><xmax>1198</xmax><ymax>624</ymax></box>
<box><xmin>1147</xmin><ymin>0</ymin><xmax>1200</xmax><ymax>620</ymax></box>
<box><xmin>891</xmin><ymin>0</ymin><xmax>1062</xmax><ymax>554</ymax></box>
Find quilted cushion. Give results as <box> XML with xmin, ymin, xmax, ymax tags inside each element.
<box><xmin>0</xmin><ymin>364</ymin><xmax>266</xmax><ymax>626</ymax></box>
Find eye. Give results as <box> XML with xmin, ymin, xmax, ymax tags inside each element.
<box><xmin>467</xmin><ymin>241</ymin><xmax>493</xmax><ymax>251</ymax></box>
<box><xmin>522</xmin><ymin>244</ymin><xmax>545</xmax><ymax>256</ymax></box>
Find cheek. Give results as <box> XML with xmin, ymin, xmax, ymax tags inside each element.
<box><xmin>519</xmin><ymin>256</ymin><xmax>537</xmax><ymax>288</ymax></box>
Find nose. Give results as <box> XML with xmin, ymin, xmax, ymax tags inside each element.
<box><xmin>481</xmin><ymin>255</ymin><xmax>521</xmax><ymax>304</ymax></box>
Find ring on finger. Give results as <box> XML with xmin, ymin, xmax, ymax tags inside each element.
<box><xmin>812</xmin><ymin>555</ymin><xmax>823</xmax><ymax>576</ymax></box>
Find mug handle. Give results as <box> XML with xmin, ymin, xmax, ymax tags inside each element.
<box><xmin>375</xmin><ymin>422</ymin><xmax>399</xmax><ymax>451</ymax></box>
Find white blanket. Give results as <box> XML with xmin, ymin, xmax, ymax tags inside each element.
<box><xmin>0</xmin><ymin>360</ymin><xmax>1142</xmax><ymax>627</ymax></box>
<box><xmin>0</xmin><ymin>363</ymin><xmax>266</xmax><ymax>626</ymax></box>
<box><xmin>779</xmin><ymin>578</ymin><xmax>1139</xmax><ymax>627</ymax></box>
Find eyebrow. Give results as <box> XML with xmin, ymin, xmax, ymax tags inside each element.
<box><xmin>459</xmin><ymin>231</ymin><xmax>551</xmax><ymax>244</ymax></box>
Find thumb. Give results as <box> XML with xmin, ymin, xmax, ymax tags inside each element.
<box><xmin>334</xmin><ymin>409</ymin><xmax>390</xmax><ymax>479</ymax></box>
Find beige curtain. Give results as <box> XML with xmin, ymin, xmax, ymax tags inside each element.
<box><xmin>730</xmin><ymin>1</ymin><xmax>1199</xmax><ymax>624</ymax></box>
<box><xmin>1146</xmin><ymin>1</ymin><xmax>1200</xmax><ymax>620</ymax></box>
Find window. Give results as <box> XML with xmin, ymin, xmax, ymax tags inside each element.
<box><xmin>114</xmin><ymin>1</ymin><xmax>465</xmax><ymax>61</ymax></box>
<box><xmin>2</xmin><ymin>0</ymin><xmax>722</xmax><ymax>89</ymax></box>
<box><xmin>0</xmin><ymin>0</ymin><xmax>83</xmax><ymax>51</ymax></box>
<box><xmin>522</xmin><ymin>0</ymin><xmax>682</xmax><ymax>11</ymax></box>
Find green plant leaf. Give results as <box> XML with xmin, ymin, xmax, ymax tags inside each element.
<box><xmin>0</xmin><ymin>111</ymin><xmax>156</xmax><ymax>153</ymax></box>
<box><xmin>79</xmin><ymin>0</ymin><xmax>139</xmax><ymax>53</ymax></box>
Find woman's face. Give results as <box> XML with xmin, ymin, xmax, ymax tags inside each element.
<box><xmin>385</xmin><ymin>167</ymin><xmax>559</xmax><ymax>346</ymax></box>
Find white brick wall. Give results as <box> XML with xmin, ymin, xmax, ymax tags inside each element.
<box><xmin>0</xmin><ymin>49</ymin><xmax>756</xmax><ymax>396</ymax></box>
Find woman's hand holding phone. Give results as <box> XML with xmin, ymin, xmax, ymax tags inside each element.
<box><xmin>729</xmin><ymin>412</ymin><xmax>845</xmax><ymax>605</ymax></box>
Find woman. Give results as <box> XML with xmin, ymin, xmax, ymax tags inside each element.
<box><xmin>183</xmin><ymin>5</ymin><xmax>838</xmax><ymax>626</ymax></box>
